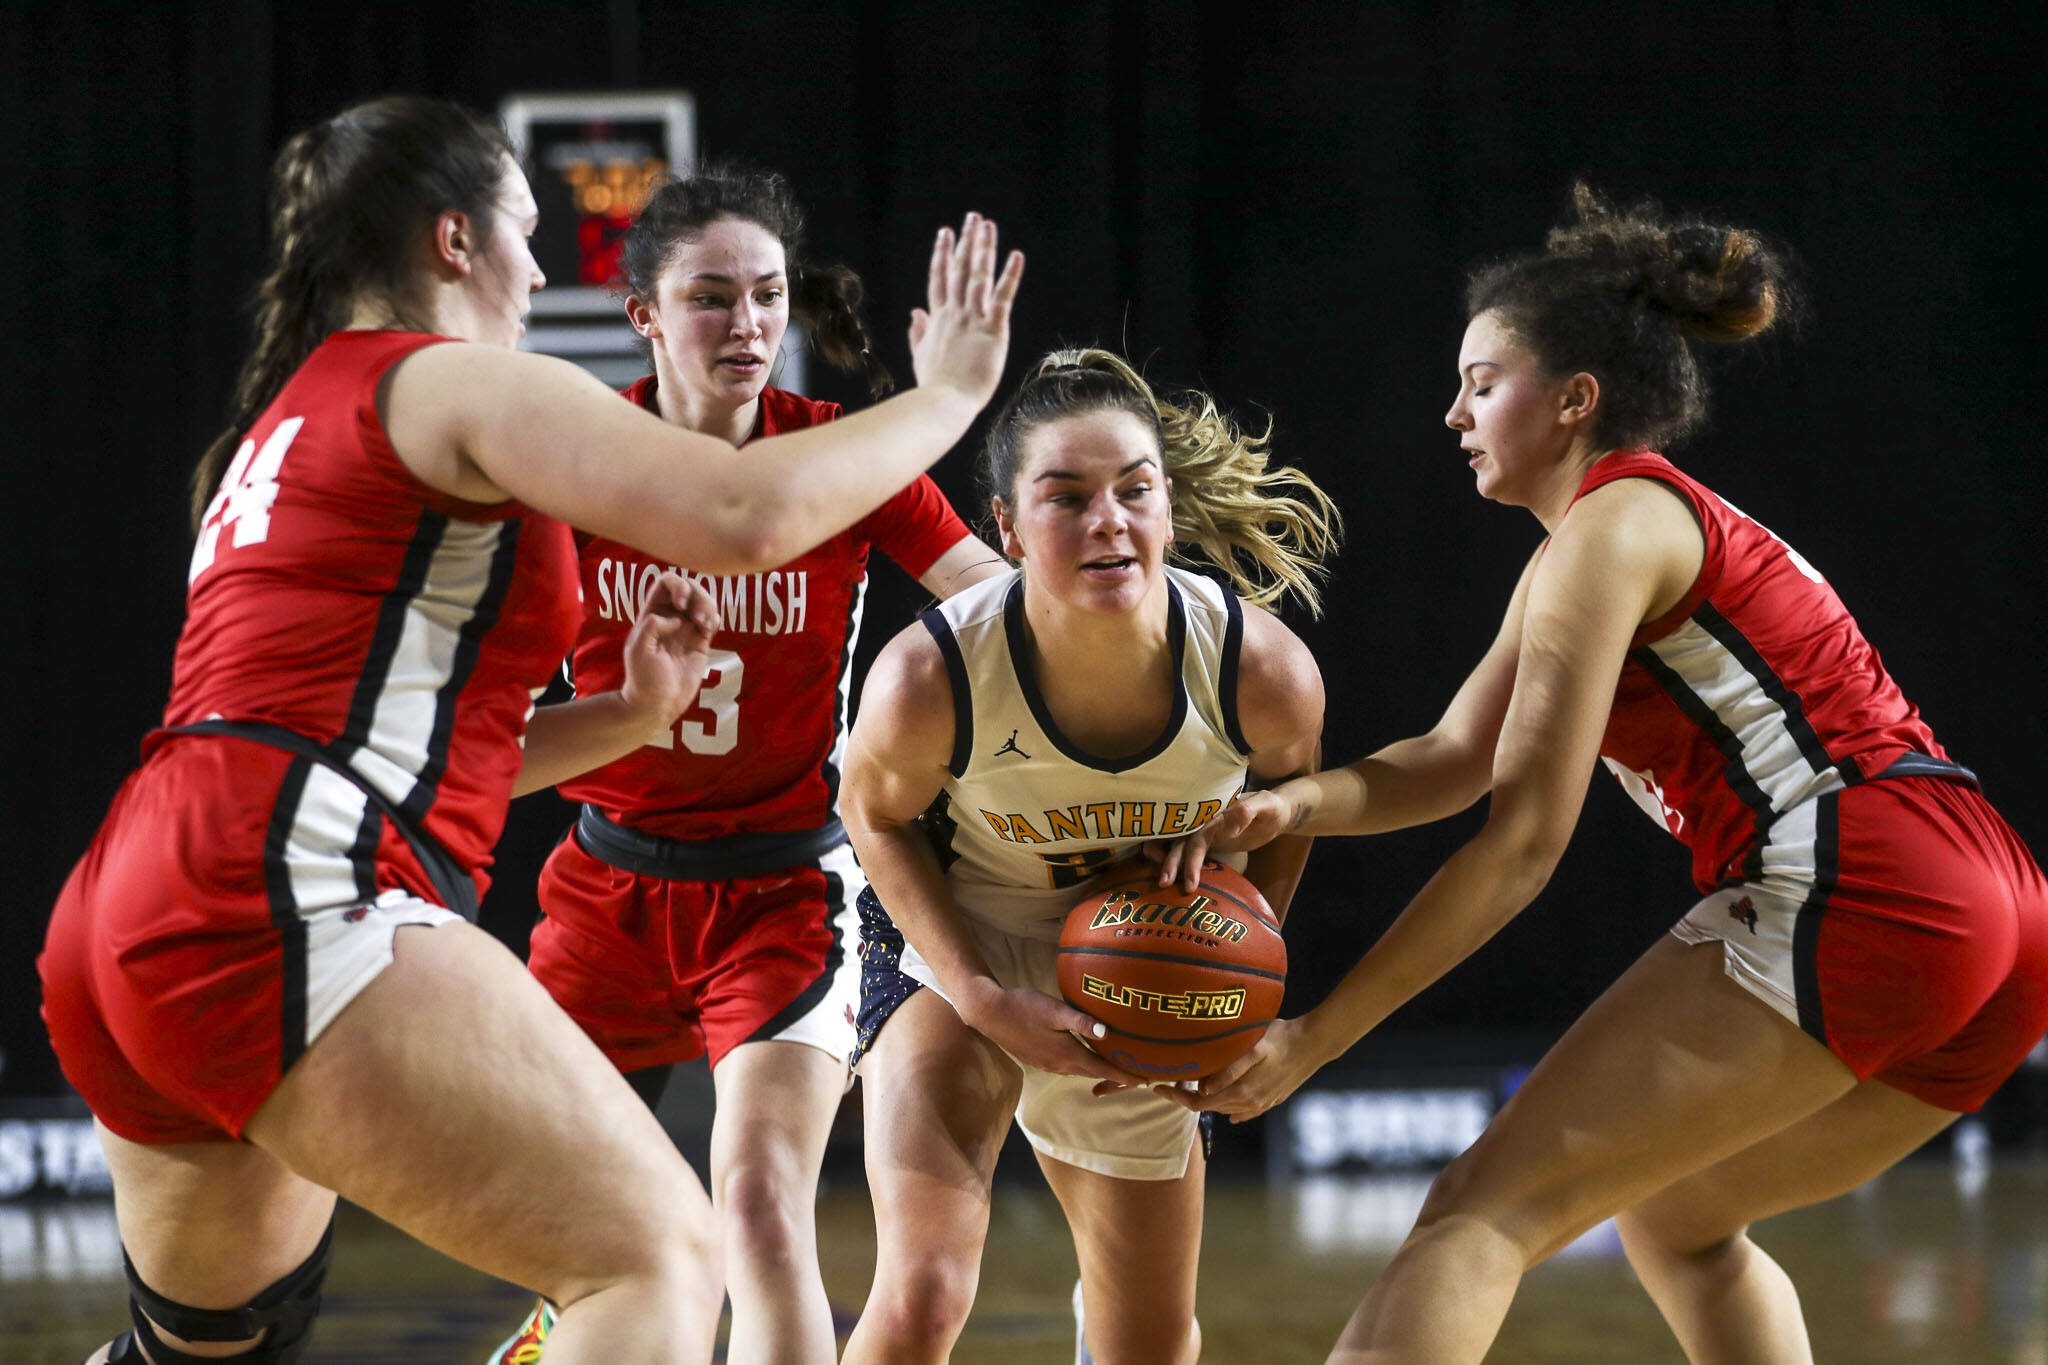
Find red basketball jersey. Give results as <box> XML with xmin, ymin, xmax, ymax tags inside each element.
<box><xmin>163</xmin><ymin>330</ymin><xmax>580</xmax><ymax>893</ymax></box>
<box><xmin>555</xmin><ymin>380</ymin><xmax>972</xmax><ymax>839</ymax></box>
<box><xmin>1582</xmin><ymin>450</ymin><xmax>1951</xmax><ymax>892</ymax></box>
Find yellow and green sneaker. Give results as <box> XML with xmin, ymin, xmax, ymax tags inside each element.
<box><xmin>485</xmin><ymin>1298</ymin><xmax>557</xmax><ymax>1365</ymax></box>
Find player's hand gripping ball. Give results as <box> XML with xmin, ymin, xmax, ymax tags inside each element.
<box><xmin>1056</xmin><ymin>864</ymin><xmax>1285</xmax><ymax>1081</ymax></box>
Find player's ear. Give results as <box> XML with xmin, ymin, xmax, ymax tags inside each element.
<box><xmin>430</xmin><ymin>209</ymin><xmax>474</xmax><ymax>278</ymax></box>
<box><xmin>1559</xmin><ymin>371</ymin><xmax>1600</xmax><ymax>427</ymax></box>
<box><xmin>992</xmin><ymin>496</ymin><xmax>1023</xmax><ymax>561</ymax></box>
<box><xmin>625</xmin><ymin>293</ymin><xmax>661</xmax><ymax>340</ymax></box>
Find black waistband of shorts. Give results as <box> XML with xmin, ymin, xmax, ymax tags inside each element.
<box><xmin>165</xmin><ymin>718</ymin><xmax>478</xmax><ymax>921</ymax></box>
<box><xmin>1868</xmin><ymin>751</ymin><xmax>1980</xmax><ymax>789</ymax></box>
<box><xmin>575</xmin><ymin>805</ymin><xmax>848</xmax><ymax>882</ymax></box>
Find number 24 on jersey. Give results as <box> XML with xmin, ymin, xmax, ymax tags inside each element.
<box><xmin>190</xmin><ymin>418</ymin><xmax>305</xmax><ymax>581</ymax></box>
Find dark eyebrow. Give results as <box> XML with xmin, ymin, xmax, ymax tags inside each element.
<box><xmin>685</xmin><ymin>271</ymin><xmax>787</xmax><ymax>285</ymax></box>
<box><xmin>1033</xmin><ymin>457</ymin><xmax>1157</xmax><ymax>483</ymax></box>
<box><xmin>1463</xmin><ymin>361</ymin><xmax>1499</xmax><ymax>375</ymax></box>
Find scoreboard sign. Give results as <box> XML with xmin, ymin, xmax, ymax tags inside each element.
<box><xmin>500</xmin><ymin>91</ymin><xmax>696</xmax><ymax>304</ymax></box>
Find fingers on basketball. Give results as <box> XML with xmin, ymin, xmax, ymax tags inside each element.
<box><xmin>1056</xmin><ymin>863</ymin><xmax>1284</xmax><ymax>1084</ymax></box>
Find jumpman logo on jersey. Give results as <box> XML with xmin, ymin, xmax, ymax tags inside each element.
<box><xmin>993</xmin><ymin>729</ymin><xmax>1031</xmax><ymax>760</ymax></box>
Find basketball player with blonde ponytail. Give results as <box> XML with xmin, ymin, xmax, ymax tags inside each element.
<box><xmin>839</xmin><ymin>348</ymin><xmax>1337</xmax><ymax>1364</ymax></box>
<box><xmin>1161</xmin><ymin>186</ymin><xmax>2048</xmax><ymax>1363</ymax></box>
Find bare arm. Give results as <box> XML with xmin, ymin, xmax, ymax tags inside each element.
<box><xmin>1217</xmin><ymin>604</ymin><xmax>1326</xmax><ymax>921</ymax></box>
<box><xmin>1293</xmin><ymin>485</ymin><xmax>1695</xmax><ymax>1052</ymax></box>
<box><xmin>1157</xmin><ymin>551</ymin><xmax>1536</xmax><ymax>882</ymax></box>
<box><xmin>841</xmin><ymin>624</ymin><xmax>1140</xmax><ymax>1084</ymax></box>
<box><xmin>917</xmin><ymin>534</ymin><xmax>1011</xmax><ymax>598</ymax></box>
<box><xmin>1164</xmin><ymin>480</ymin><xmax>1701</xmax><ymax>1119</ymax></box>
<box><xmin>386</xmin><ymin>218</ymin><xmax>1023</xmax><ymax>574</ymax></box>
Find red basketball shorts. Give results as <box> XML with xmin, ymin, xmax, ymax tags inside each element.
<box><xmin>526</xmin><ymin>829</ymin><xmax>863</xmax><ymax>1073</ymax></box>
<box><xmin>38</xmin><ymin>738</ymin><xmax>461</xmax><ymax>1144</ymax></box>
<box><xmin>1673</xmin><ymin>774</ymin><xmax>2048</xmax><ymax>1111</ymax></box>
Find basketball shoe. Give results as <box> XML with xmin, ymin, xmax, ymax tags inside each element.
<box><xmin>485</xmin><ymin>1297</ymin><xmax>556</xmax><ymax>1365</ymax></box>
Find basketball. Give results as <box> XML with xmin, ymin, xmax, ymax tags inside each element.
<box><xmin>1056</xmin><ymin>863</ymin><xmax>1286</xmax><ymax>1081</ymax></box>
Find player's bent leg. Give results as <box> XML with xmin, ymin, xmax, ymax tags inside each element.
<box><xmin>708</xmin><ymin>1039</ymin><xmax>848</xmax><ymax>1365</ymax></box>
<box><xmin>841</xmin><ymin>989</ymin><xmax>1022</xmax><ymax>1365</ymax></box>
<box><xmin>243</xmin><ymin>921</ymin><xmax>723</xmax><ymax>1365</ymax></box>
<box><xmin>1614</xmin><ymin>1077</ymin><xmax>1955</xmax><ymax>1365</ymax></box>
<box><xmin>91</xmin><ymin>1126</ymin><xmax>336</xmax><ymax>1361</ymax></box>
<box><xmin>1037</xmin><ymin>1143</ymin><xmax>1205</xmax><ymax>1365</ymax></box>
<box><xmin>1328</xmin><ymin>937</ymin><xmax>1860</xmax><ymax>1365</ymax></box>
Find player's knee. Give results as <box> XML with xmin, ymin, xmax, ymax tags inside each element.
<box><xmin>1414</xmin><ymin>1148</ymin><xmax>1485</xmax><ymax>1230</ymax></box>
<box><xmin>549</xmin><ymin>1198</ymin><xmax>723</xmax><ymax>1320</ymax></box>
<box><xmin>1616</xmin><ymin>1205</ymin><xmax>1748</xmax><ymax>1268</ymax></box>
<box><xmin>872</xmin><ymin>1255</ymin><xmax>979</xmax><ymax>1349</ymax></box>
<box><xmin>107</xmin><ymin>1219</ymin><xmax>331</xmax><ymax>1363</ymax></box>
<box><xmin>719</xmin><ymin>1161</ymin><xmax>809</xmax><ymax>1269</ymax></box>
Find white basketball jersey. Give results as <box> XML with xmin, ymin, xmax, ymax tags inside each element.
<box><xmin>916</xmin><ymin>565</ymin><xmax>1252</xmax><ymax>940</ymax></box>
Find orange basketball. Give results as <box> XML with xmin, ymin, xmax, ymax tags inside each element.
<box><xmin>1057</xmin><ymin>863</ymin><xmax>1285</xmax><ymax>1081</ymax></box>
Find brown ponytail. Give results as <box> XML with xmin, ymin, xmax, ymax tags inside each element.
<box><xmin>1464</xmin><ymin>182</ymin><xmax>1802</xmax><ymax>450</ymax></box>
<box><xmin>191</xmin><ymin>96</ymin><xmax>512</xmax><ymax>528</ymax></box>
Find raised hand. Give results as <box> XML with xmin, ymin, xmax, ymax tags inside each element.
<box><xmin>959</xmin><ymin>980</ymin><xmax>1146</xmax><ymax>1087</ymax></box>
<box><xmin>909</xmin><ymin>212</ymin><xmax>1025</xmax><ymax>409</ymax></box>
<box><xmin>1150</xmin><ymin>788</ymin><xmax>1299</xmax><ymax>891</ymax></box>
<box><xmin>618</xmin><ymin>570</ymin><xmax>722</xmax><ymax>730</ymax></box>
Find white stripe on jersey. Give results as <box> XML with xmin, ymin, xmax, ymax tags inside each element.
<box><xmin>348</xmin><ymin>517</ymin><xmax>513</xmax><ymax>808</ymax></box>
<box><xmin>822</xmin><ymin>572</ymin><xmax>869</xmax><ymax>795</ymax></box>
<box><xmin>1642</xmin><ymin>618</ymin><xmax>1846</xmax><ymax>819</ymax></box>
<box><xmin>1754</xmin><ymin>791</ymin><xmax>1824</xmax><ymax>889</ymax></box>
<box><xmin>281</xmin><ymin>763</ymin><xmax>378</xmax><ymax>912</ymax></box>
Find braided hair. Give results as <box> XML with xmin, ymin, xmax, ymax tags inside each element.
<box><xmin>190</xmin><ymin>96</ymin><xmax>512</xmax><ymax>529</ymax></box>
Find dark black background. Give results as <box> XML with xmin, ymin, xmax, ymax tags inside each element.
<box><xmin>6</xmin><ymin>2</ymin><xmax>2044</xmax><ymax>1118</ymax></box>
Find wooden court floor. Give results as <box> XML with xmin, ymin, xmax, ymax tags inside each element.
<box><xmin>6</xmin><ymin>1160</ymin><xmax>2044</xmax><ymax>1363</ymax></box>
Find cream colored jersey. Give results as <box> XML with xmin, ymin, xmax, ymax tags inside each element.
<box><xmin>915</xmin><ymin>565</ymin><xmax>1251</xmax><ymax>940</ymax></box>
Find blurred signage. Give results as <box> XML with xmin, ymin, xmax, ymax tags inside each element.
<box><xmin>0</xmin><ymin>1108</ymin><xmax>107</xmax><ymax>1199</ymax></box>
<box><xmin>1286</xmin><ymin>1087</ymin><xmax>1493</xmax><ymax>1172</ymax></box>
<box><xmin>501</xmin><ymin>91</ymin><xmax>695</xmax><ymax>301</ymax></box>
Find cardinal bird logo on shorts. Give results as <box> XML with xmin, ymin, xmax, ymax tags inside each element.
<box><xmin>1728</xmin><ymin>896</ymin><xmax>1759</xmax><ymax>935</ymax></box>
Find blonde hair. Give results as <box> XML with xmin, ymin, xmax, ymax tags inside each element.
<box><xmin>984</xmin><ymin>348</ymin><xmax>1342</xmax><ymax>617</ymax></box>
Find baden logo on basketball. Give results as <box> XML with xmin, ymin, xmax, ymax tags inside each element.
<box><xmin>1088</xmin><ymin>890</ymin><xmax>1248</xmax><ymax>944</ymax></box>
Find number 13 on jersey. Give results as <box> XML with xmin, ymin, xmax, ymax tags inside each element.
<box><xmin>649</xmin><ymin>647</ymin><xmax>743</xmax><ymax>755</ymax></box>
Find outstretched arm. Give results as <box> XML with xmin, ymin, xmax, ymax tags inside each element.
<box><xmin>1166</xmin><ymin>480</ymin><xmax>1700</xmax><ymax>1119</ymax></box>
<box><xmin>1159</xmin><ymin>547</ymin><xmax>1541</xmax><ymax>885</ymax></box>
<box><xmin>387</xmin><ymin>216</ymin><xmax>1024</xmax><ymax>574</ymax></box>
<box><xmin>917</xmin><ymin>535</ymin><xmax>1011</xmax><ymax>598</ymax></box>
